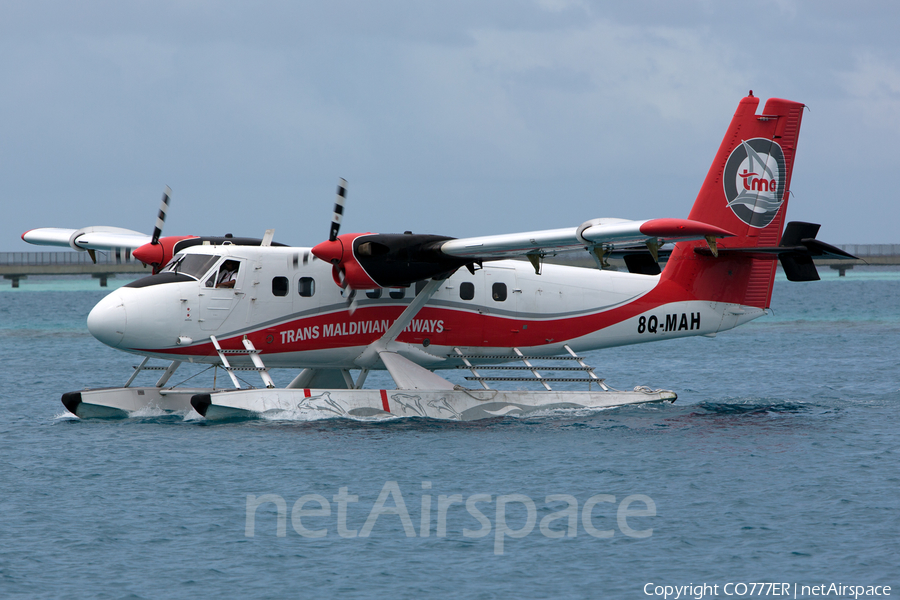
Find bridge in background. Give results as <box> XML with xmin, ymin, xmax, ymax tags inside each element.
<box><xmin>1</xmin><ymin>251</ymin><xmax>150</xmax><ymax>287</ymax></box>
<box><xmin>2</xmin><ymin>245</ymin><xmax>898</xmax><ymax>287</ymax></box>
<box><xmin>815</xmin><ymin>244</ymin><xmax>900</xmax><ymax>276</ymax></box>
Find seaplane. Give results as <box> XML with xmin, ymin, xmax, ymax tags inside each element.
<box><xmin>22</xmin><ymin>93</ymin><xmax>855</xmax><ymax>421</ymax></box>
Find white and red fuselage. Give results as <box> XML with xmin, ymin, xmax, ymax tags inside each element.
<box><xmin>87</xmin><ymin>243</ymin><xmax>764</xmax><ymax>371</ymax></box>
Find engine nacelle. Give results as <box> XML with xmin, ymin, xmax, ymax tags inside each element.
<box><xmin>312</xmin><ymin>232</ymin><xmax>470</xmax><ymax>290</ymax></box>
<box><xmin>133</xmin><ymin>236</ymin><xmax>196</xmax><ymax>273</ymax></box>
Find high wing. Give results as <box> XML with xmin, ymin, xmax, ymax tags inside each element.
<box><xmin>439</xmin><ymin>217</ymin><xmax>733</xmax><ymax>259</ymax></box>
<box><xmin>311</xmin><ymin>216</ymin><xmax>734</xmax><ymax>290</ymax></box>
<box><xmin>21</xmin><ymin>187</ymin><xmax>173</xmax><ymax>266</ymax></box>
<box><xmin>22</xmin><ymin>226</ymin><xmax>151</xmax><ymax>251</ymax></box>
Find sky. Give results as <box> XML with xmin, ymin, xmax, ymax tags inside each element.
<box><xmin>2</xmin><ymin>0</ymin><xmax>898</xmax><ymax>252</ymax></box>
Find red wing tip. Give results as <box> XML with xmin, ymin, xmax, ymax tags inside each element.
<box><xmin>640</xmin><ymin>218</ymin><xmax>734</xmax><ymax>238</ymax></box>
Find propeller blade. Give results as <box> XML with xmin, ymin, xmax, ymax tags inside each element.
<box><xmin>345</xmin><ymin>288</ymin><xmax>358</xmax><ymax>315</ymax></box>
<box><xmin>152</xmin><ymin>186</ymin><xmax>172</xmax><ymax>245</ymax></box>
<box><xmin>329</xmin><ymin>178</ymin><xmax>347</xmax><ymax>242</ymax></box>
<box><xmin>335</xmin><ymin>264</ymin><xmax>359</xmax><ymax>313</ymax></box>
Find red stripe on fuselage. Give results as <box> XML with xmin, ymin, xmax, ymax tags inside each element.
<box><xmin>136</xmin><ymin>280</ymin><xmax>700</xmax><ymax>357</ymax></box>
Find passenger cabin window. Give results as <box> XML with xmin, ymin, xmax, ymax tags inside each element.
<box><xmin>459</xmin><ymin>282</ymin><xmax>475</xmax><ymax>301</ymax></box>
<box><xmin>492</xmin><ymin>282</ymin><xmax>507</xmax><ymax>302</ymax></box>
<box><xmin>415</xmin><ymin>280</ymin><xmax>428</xmax><ymax>295</ymax></box>
<box><xmin>389</xmin><ymin>288</ymin><xmax>406</xmax><ymax>300</ymax></box>
<box><xmin>366</xmin><ymin>289</ymin><xmax>383</xmax><ymax>299</ymax></box>
<box><xmin>272</xmin><ymin>276</ymin><xmax>289</xmax><ymax>296</ymax></box>
<box><xmin>205</xmin><ymin>259</ymin><xmax>241</xmax><ymax>288</ymax></box>
<box><xmin>298</xmin><ymin>277</ymin><xmax>315</xmax><ymax>297</ymax></box>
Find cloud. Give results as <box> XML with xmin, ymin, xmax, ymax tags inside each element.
<box><xmin>368</xmin><ymin>16</ymin><xmax>751</xmax><ymax>192</ymax></box>
<box><xmin>838</xmin><ymin>52</ymin><xmax>900</xmax><ymax>132</ymax></box>
<box><xmin>466</xmin><ymin>19</ymin><xmax>745</xmax><ymax>121</ymax></box>
<box><xmin>534</xmin><ymin>0</ymin><xmax>590</xmax><ymax>13</ymax></box>
<box><xmin>2</xmin><ymin>1</ymin><xmax>899</xmax><ymax>248</ymax></box>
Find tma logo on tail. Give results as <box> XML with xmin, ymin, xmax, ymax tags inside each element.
<box><xmin>723</xmin><ymin>138</ymin><xmax>786</xmax><ymax>228</ymax></box>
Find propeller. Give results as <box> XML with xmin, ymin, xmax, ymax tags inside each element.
<box><xmin>330</xmin><ymin>178</ymin><xmax>347</xmax><ymax>242</ymax></box>
<box><xmin>311</xmin><ymin>177</ymin><xmax>464</xmax><ymax>293</ymax></box>
<box><xmin>322</xmin><ymin>179</ymin><xmax>358</xmax><ymax>313</ymax></box>
<box><xmin>318</xmin><ymin>178</ymin><xmax>349</xmax><ymax>275</ymax></box>
<box><xmin>152</xmin><ymin>186</ymin><xmax>172</xmax><ymax>245</ymax></box>
<box><xmin>133</xmin><ymin>186</ymin><xmax>172</xmax><ymax>273</ymax></box>
<box><xmin>344</xmin><ymin>286</ymin><xmax>358</xmax><ymax>315</ymax></box>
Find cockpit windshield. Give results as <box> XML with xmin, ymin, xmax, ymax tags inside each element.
<box><xmin>160</xmin><ymin>254</ymin><xmax>221</xmax><ymax>280</ymax></box>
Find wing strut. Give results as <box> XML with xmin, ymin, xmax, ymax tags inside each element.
<box><xmin>354</xmin><ymin>278</ymin><xmax>456</xmax><ymax>390</ymax></box>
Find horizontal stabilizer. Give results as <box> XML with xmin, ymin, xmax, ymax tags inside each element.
<box><xmin>799</xmin><ymin>238</ymin><xmax>857</xmax><ymax>260</ymax></box>
<box><xmin>780</xmin><ymin>222</ymin><xmax>856</xmax><ymax>258</ymax></box>
<box><xmin>692</xmin><ymin>221</ymin><xmax>858</xmax><ymax>282</ymax></box>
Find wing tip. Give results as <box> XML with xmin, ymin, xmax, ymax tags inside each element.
<box><xmin>640</xmin><ymin>218</ymin><xmax>735</xmax><ymax>239</ymax></box>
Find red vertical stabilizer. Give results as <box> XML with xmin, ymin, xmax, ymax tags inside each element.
<box><xmin>661</xmin><ymin>94</ymin><xmax>805</xmax><ymax>308</ymax></box>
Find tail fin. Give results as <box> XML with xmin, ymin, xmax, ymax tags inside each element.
<box><xmin>662</xmin><ymin>93</ymin><xmax>805</xmax><ymax>309</ymax></box>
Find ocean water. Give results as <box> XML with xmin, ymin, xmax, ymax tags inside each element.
<box><xmin>1</xmin><ymin>271</ymin><xmax>897</xmax><ymax>599</ymax></box>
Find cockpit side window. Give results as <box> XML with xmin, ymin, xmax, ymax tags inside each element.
<box><xmin>162</xmin><ymin>254</ymin><xmax>221</xmax><ymax>281</ymax></box>
<box><xmin>206</xmin><ymin>259</ymin><xmax>241</xmax><ymax>288</ymax></box>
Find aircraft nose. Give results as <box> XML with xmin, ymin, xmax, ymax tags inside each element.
<box><xmin>87</xmin><ymin>291</ymin><xmax>127</xmax><ymax>348</ymax></box>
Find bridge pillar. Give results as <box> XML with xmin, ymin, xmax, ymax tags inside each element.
<box><xmin>92</xmin><ymin>274</ymin><xmax>113</xmax><ymax>287</ymax></box>
<box><xmin>830</xmin><ymin>264</ymin><xmax>853</xmax><ymax>277</ymax></box>
<box><xmin>3</xmin><ymin>275</ymin><xmax>25</xmax><ymax>288</ymax></box>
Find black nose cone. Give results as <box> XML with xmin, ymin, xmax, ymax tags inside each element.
<box><xmin>191</xmin><ymin>394</ymin><xmax>212</xmax><ymax>417</ymax></box>
<box><xmin>61</xmin><ymin>391</ymin><xmax>83</xmax><ymax>416</ymax></box>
